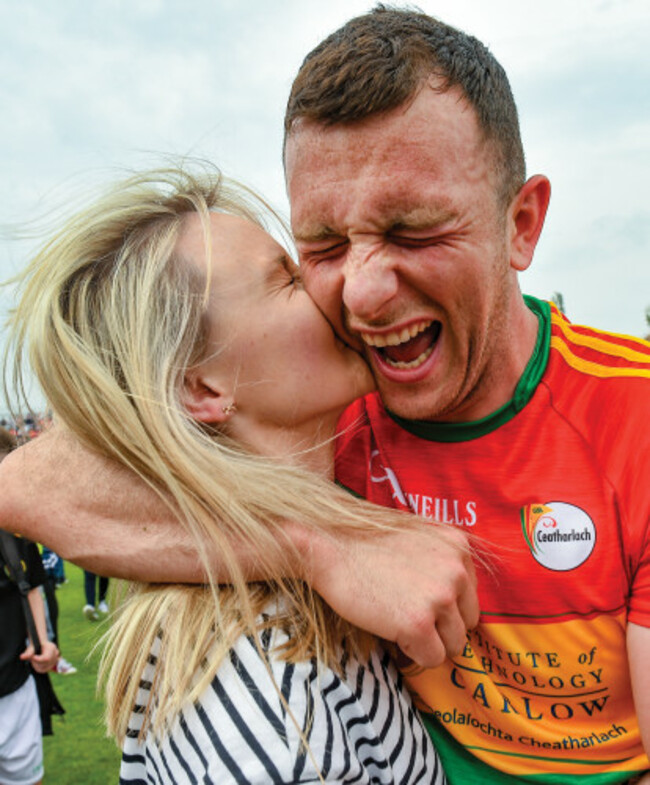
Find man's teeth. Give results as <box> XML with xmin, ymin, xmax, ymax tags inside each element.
<box><xmin>362</xmin><ymin>320</ymin><xmax>431</xmax><ymax>348</ymax></box>
<box><xmin>360</xmin><ymin>320</ymin><xmax>436</xmax><ymax>369</ymax></box>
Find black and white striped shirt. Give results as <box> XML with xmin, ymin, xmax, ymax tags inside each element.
<box><xmin>120</xmin><ymin>623</ymin><xmax>446</xmax><ymax>784</ymax></box>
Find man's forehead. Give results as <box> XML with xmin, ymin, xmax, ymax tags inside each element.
<box><xmin>285</xmin><ymin>84</ymin><xmax>476</xmax><ymax>152</ymax></box>
<box><xmin>289</xmin><ymin>154</ymin><xmax>493</xmax><ymax>238</ymax></box>
<box><xmin>288</xmin><ymin>149</ymin><xmax>460</xmax><ymax>237</ymax></box>
<box><xmin>288</xmin><ymin>93</ymin><xmax>486</xmax><ymax>175</ymax></box>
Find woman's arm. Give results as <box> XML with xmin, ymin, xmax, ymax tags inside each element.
<box><xmin>1</xmin><ymin>427</ymin><xmax>478</xmax><ymax>666</ymax></box>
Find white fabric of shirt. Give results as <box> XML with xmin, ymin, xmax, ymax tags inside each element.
<box><xmin>120</xmin><ymin>621</ymin><xmax>446</xmax><ymax>784</ymax></box>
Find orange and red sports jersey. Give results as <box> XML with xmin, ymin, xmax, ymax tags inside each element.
<box><xmin>335</xmin><ymin>297</ymin><xmax>650</xmax><ymax>784</ymax></box>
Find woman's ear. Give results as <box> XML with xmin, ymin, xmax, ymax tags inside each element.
<box><xmin>181</xmin><ymin>368</ymin><xmax>235</xmax><ymax>425</ymax></box>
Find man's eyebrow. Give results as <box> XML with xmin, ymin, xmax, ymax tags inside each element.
<box><xmin>389</xmin><ymin>208</ymin><xmax>458</xmax><ymax>231</ymax></box>
<box><xmin>294</xmin><ymin>211</ymin><xmax>459</xmax><ymax>242</ymax></box>
<box><xmin>293</xmin><ymin>226</ymin><xmax>339</xmax><ymax>244</ymax></box>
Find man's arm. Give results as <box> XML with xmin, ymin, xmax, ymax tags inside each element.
<box><xmin>299</xmin><ymin>522</ymin><xmax>478</xmax><ymax>666</ymax></box>
<box><xmin>20</xmin><ymin>586</ymin><xmax>59</xmax><ymax>672</ymax></box>
<box><xmin>627</xmin><ymin>622</ymin><xmax>650</xmax><ymax>764</ymax></box>
<box><xmin>0</xmin><ymin>429</ymin><xmax>208</xmax><ymax>582</ymax></box>
<box><xmin>1</xmin><ymin>427</ymin><xmax>478</xmax><ymax>666</ymax></box>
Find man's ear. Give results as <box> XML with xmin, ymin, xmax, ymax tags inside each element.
<box><xmin>508</xmin><ymin>174</ymin><xmax>551</xmax><ymax>272</ymax></box>
<box><xmin>181</xmin><ymin>367</ymin><xmax>235</xmax><ymax>425</ymax></box>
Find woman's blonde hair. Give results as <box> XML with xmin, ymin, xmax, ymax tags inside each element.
<box><xmin>5</xmin><ymin>164</ymin><xmax>451</xmax><ymax>742</ymax></box>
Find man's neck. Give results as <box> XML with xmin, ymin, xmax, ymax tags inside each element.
<box><xmin>446</xmin><ymin>297</ymin><xmax>540</xmax><ymax>424</ymax></box>
<box><xmin>384</xmin><ymin>295</ymin><xmax>550</xmax><ymax>441</ymax></box>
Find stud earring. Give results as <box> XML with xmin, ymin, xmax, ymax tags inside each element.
<box><xmin>222</xmin><ymin>403</ymin><xmax>237</xmax><ymax>416</ymax></box>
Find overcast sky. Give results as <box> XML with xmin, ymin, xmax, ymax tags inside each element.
<box><xmin>1</xmin><ymin>0</ymin><xmax>648</xmax><ymax>412</ymax></box>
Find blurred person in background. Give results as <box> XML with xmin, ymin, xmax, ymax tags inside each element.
<box><xmin>40</xmin><ymin>547</ymin><xmax>76</xmax><ymax>674</ymax></box>
<box><xmin>82</xmin><ymin>570</ymin><xmax>109</xmax><ymax>621</ymax></box>
<box><xmin>0</xmin><ymin>427</ymin><xmax>59</xmax><ymax>785</ymax></box>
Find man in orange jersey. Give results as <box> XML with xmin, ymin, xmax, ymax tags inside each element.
<box><xmin>1</xmin><ymin>7</ymin><xmax>649</xmax><ymax>783</ymax></box>
<box><xmin>281</xmin><ymin>9</ymin><xmax>650</xmax><ymax>783</ymax></box>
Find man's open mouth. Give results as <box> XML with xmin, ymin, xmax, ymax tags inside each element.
<box><xmin>362</xmin><ymin>320</ymin><xmax>442</xmax><ymax>369</ymax></box>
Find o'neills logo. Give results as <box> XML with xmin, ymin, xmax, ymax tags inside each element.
<box><xmin>521</xmin><ymin>502</ymin><xmax>596</xmax><ymax>571</ymax></box>
<box><xmin>369</xmin><ymin>450</ymin><xmax>408</xmax><ymax>507</ymax></box>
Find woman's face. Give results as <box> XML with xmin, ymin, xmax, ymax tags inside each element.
<box><xmin>178</xmin><ymin>212</ymin><xmax>373</xmax><ymax>439</ymax></box>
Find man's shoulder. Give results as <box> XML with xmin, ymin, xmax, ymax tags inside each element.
<box><xmin>547</xmin><ymin>307</ymin><xmax>650</xmax><ymax>370</ymax></box>
<box><xmin>336</xmin><ymin>394</ymin><xmax>400</xmax><ymax>493</ymax></box>
<box><xmin>545</xmin><ymin>310</ymin><xmax>650</xmax><ymax>410</ymax></box>
<box><xmin>544</xmin><ymin>312</ymin><xmax>650</xmax><ymax>469</ymax></box>
<box><xmin>337</xmin><ymin>393</ymin><xmax>391</xmax><ymax>436</ymax></box>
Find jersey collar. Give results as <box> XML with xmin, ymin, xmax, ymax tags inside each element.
<box><xmin>386</xmin><ymin>296</ymin><xmax>551</xmax><ymax>442</ymax></box>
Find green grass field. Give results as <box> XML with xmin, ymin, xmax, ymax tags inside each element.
<box><xmin>43</xmin><ymin>563</ymin><xmax>122</xmax><ymax>784</ymax></box>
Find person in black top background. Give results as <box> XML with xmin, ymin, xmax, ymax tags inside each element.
<box><xmin>0</xmin><ymin>427</ymin><xmax>58</xmax><ymax>785</ymax></box>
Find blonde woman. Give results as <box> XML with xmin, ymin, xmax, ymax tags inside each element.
<box><xmin>8</xmin><ymin>167</ymin><xmax>448</xmax><ymax>783</ymax></box>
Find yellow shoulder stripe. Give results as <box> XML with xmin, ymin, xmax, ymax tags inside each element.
<box><xmin>551</xmin><ymin>313</ymin><xmax>650</xmax><ymax>366</ymax></box>
<box><xmin>551</xmin><ymin>336</ymin><xmax>650</xmax><ymax>378</ymax></box>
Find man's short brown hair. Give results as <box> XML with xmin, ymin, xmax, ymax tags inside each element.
<box><xmin>284</xmin><ymin>4</ymin><xmax>526</xmax><ymax>205</ymax></box>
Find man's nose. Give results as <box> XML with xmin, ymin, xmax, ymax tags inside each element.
<box><xmin>341</xmin><ymin>245</ymin><xmax>399</xmax><ymax>323</ymax></box>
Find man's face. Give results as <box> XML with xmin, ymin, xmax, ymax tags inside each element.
<box><xmin>285</xmin><ymin>86</ymin><xmax>521</xmax><ymax>422</ymax></box>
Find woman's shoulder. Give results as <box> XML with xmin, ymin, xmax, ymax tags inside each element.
<box><xmin>120</xmin><ymin>625</ymin><xmax>445</xmax><ymax>784</ymax></box>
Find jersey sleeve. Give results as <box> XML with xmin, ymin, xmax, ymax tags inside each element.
<box><xmin>607</xmin><ymin>376</ymin><xmax>650</xmax><ymax>626</ymax></box>
<box><xmin>624</xmin><ymin>432</ymin><xmax>650</xmax><ymax>626</ymax></box>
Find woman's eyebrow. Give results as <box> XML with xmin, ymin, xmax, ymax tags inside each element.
<box><xmin>278</xmin><ymin>253</ymin><xmax>299</xmax><ymax>274</ymax></box>
<box><xmin>264</xmin><ymin>253</ymin><xmax>296</xmax><ymax>284</ymax></box>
